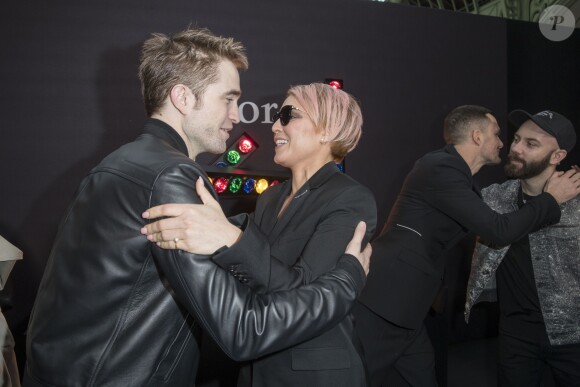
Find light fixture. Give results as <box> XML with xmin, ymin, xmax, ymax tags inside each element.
<box><xmin>324</xmin><ymin>78</ymin><xmax>343</xmax><ymax>90</ymax></box>
<box><xmin>214</xmin><ymin>132</ymin><xmax>258</xmax><ymax>168</ymax></box>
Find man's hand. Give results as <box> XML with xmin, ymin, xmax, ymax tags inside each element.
<box><xmin>345</xmin><ymin>221</ymin><xmax>372</xmax><ymax>275</ymax></box>
<box><xmin>544</xmin><ymin>167</ymin><xmax>580</xmax><ymax>204</ymax></box>
<box><xmin>141</xmin><ymin>177</ymin><xmax>242</xmax><ymax>254</ymax></box>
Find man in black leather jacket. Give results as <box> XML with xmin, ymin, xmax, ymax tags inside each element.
<box><xmin>23</xmin><ymin>28</ymin><xmax>370</xmax><ymax>387</ymax></box>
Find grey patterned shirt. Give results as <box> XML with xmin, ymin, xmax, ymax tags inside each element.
<box><xmin>465</xmin><ymin>179</ymin><xmax>580</xmax><ymax>345</ymax></box>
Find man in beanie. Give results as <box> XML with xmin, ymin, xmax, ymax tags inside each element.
<box><xmin>466</xmin><ymin>109</ymin><xmax>580</xmax><ymax>386</ymax></box>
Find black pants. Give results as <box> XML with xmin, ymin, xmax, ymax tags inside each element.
<box><xmin>353</xmin><ymin>302</ymin><xmax>437</xmax><ymax>387</ymax></box>
<box><xmin>499</xmin><ymin>332</ymin><xmax>580</xmax><ymax>387</ymax></box>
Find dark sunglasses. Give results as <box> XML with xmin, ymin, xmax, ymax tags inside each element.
<box><xmin>273</xmin><ymin>105</ymin><xmax>303</xmax><ymax>126</ymax></box>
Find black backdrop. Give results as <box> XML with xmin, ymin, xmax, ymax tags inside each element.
<box><xmin>1</xmin><ymin>0</ymin><xmax>578</xmax><ymax>385</ymax></box>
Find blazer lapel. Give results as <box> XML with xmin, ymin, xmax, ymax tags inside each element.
<box><xmin>257</xmin><ymin>182</ymin><xmax>290</xmax><ymax>239</ymax></box>
<box><xmin>266</xmin><ymin>161</ymin><xmax>339</xmax><ymax>244</ymax></box>
<box><xmin>472</xmin><ymin>180</ymin><xmax>482</xmax><ymax>198</ymax></box>
<box><xmin>268</xmin><ymin>183</ymin><xmax>310</xmax><ymax>243</ymax></box>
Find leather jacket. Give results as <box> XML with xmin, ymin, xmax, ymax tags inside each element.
<box><xmin>24</xmin><ymin>119</ymin><xmax>366</xmax><ymax>387</ymax></box>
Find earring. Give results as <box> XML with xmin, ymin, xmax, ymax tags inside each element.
<box><xmin>320</xmin><ymin>137</ymin><xmax>325</xmax><ymax>144</ymax></box>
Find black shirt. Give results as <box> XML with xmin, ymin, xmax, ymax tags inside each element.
<box><xmin>496</xmin><ymin>188</ymin><xmax>550</xmax><ymax>344</ymax></box>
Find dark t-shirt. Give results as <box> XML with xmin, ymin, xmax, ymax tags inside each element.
<box><xmin>496</xmin><ymin>190</ymin><xmax>550</xmax><ymax>344</ymax></box>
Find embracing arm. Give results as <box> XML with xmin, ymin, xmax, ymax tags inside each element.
<box><xmin>159</xmin><ymin>244</ymin><xmax>366</xmax><ymax>361</ymax></box>
<box><xmin>213</xmin><ymin>184</ymin><xmax>377</xmax><ymax>291</ymax></box>
<box><xmin>143</xmin><ymin>177</ymin><xmax>377</xmax><ymax>292</ymax></box>
<box><xmin>426</xmin><ymin>158</ymin><xmax>562</xmax><ymax>246</ymax></box>
<box><xmin>147</xmin><ymin>165</ymin><xmax>370</xmax><ymax>361</ymax></box>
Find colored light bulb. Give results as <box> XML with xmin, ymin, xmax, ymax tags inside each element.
<box><xmin>255</xmin><ymin>178</ymin><xmax>269</xmax><ymax>194</ymax></box>
<box><xmin>226</xmin><ymin>150</ymin><xmax>241</xmax><ymax>165</ymax></box>
<box><xmin>243</xmin><ymin>178</ymin><xmax>256</xmax><ymax>194</ymax></box>
<box><xmin>213</xmin><ymin>177</ymin><xmax>229</xmax><ymax>194</ymax></box>
<box><xmin>229</xmin><ymin>177</ymin><xmax>243</xmax><ymax>193</ymax></box>
<box><xmin>238</xmin><ymin>138</ymin><xmax>254</xmax><ymax>154</ymax></box>
<box><xmin>328</xmin><ymin>80</ymin><xmax>342</xmax><ymax>89</ymax></box>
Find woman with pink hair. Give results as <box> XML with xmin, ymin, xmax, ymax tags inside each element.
<box><xmin>143</xmin><ymin>83</ymin><xmax>377</xmax><ymax>386</ymax></box>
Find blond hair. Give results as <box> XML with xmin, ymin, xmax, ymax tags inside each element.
<box><xmin>288</xmin><ymin>83</ymin><xmax>363</xmax><ymax>160</ymax></box>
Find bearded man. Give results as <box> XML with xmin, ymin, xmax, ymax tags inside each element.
<box><xmin>465</xmin><ymin>109</ymin><xmax>580</xmax><ymax>387</ymax></box>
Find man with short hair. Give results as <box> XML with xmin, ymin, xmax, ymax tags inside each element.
<box><xmin>23</xmin><ymin>27</ymin><xmax>371</xmax><ymax>387</ymax></box>
<box><xmin>354</xmin><ymin>105</ymin><xmax>580</xmax><ymax>387</ymax></box>
<box><xmin>466</xmin><ymin>109</ymin><xmax>580</xmax><ymax>387</ymax></box>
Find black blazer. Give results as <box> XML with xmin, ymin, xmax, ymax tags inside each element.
<box><xmin>215</xmin><ymin>162</ymin><xmax>377</xmax><ymax>387</ymax></box>
<box><xmin>359</xmin><ymin>145</ymin><xmax>561</xmax><ymax>329</ymax></box>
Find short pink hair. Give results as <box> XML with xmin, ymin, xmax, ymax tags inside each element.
<box><xmin>288</xmin><ymin>83</ymin><xmax>363</xmax><ymax>160</ymax></box>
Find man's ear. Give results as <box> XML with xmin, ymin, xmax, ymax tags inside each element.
<box><xmin>551</xmin><ymin>149</ymin><xmax>567</xmax><ymax>165</ymax></box>
<box><xmin>169</xmin><ymin>84</ymin><xmax>196</xmax><ymax>115</ymax></box>
<box><xmin>471</xmin><ymin>129</ymin><xmax>482</xmax><ymax>146</ymax></box>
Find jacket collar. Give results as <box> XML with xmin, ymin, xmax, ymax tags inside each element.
<box><xmin>443</xmin><ymin>143</ymin><xmax>472</xmax><ymax>175</ymax></box>
<box><xmin>288</xmin><ymin>161</ymin><xmax>341</xmax><ymax>195</ymax></box>
<box><xmin>442</xmin><ymin>143</ymin><xmax>481</xmax><ymax>197</ymax></box>
<box><xmin>263</xmin><ymin>161</ymin><xmax>341</xmax><ymax>241</ymax></box>
<box><xmin>143</xmin><ymin>118</ymin><xmax>189</xmax><ymax>157</ymax></box>
<box><xmin>444</xmin><ymin>143</ymin><xmax>464</xmax><ymax>163</ymax></box>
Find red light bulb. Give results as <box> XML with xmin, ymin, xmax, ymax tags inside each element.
<box><xmin>328</xmin><ymin>80</ymin><xmax>342</xmax><ymax>89</ymax></box>
<box><xmin>238</xmin><ymin>138</ymin><xmax>254</xmax><ymax>154</ymax></box>
<box><xmin>213</xmin><ymin>177</ymin><xmax>229</xmax><ymax>194</ymax></box>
